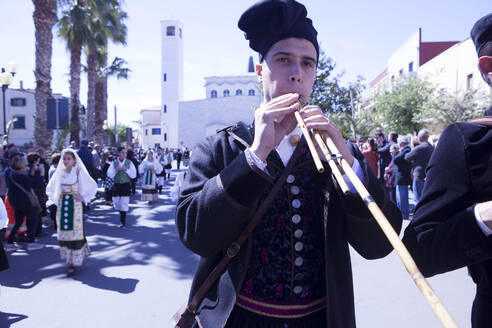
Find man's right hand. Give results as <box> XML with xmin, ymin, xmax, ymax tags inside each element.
<box><xmin>477</xmin><ymin>200</ymin><xmax>492</xmax><ymax>231</ymax></box>
<box><xmin>249</xmin><ymin>93</ymin><xmax>300</xmax><ymax>161</ymax></box>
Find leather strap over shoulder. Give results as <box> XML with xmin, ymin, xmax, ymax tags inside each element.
<box><xmin>467</xmin><ymin>116</ymin><xmax>492</xmax><ymax>126</ymax></box>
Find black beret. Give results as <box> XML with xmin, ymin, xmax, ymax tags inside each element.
<box><xmin>471</xmin><ymin>13</ymin><xmax>492</xmax><ymax>56</ymax></box>
<box><xmin>238</xmin><ymin>0</ymin><xmax>319</xmax><ymax>62</ymax></box>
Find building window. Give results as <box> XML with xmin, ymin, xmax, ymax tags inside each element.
<box><xmin>164</xmin><ymin>133</ymin><xmax>167</xmax><ymax>141</ymax></box>
<box><xmin>10</xmin><ymin>98</ymin><xmax>26</xmax><ymax>106</ymax></box>
<box><xmin>152</xmin><ymin>128</ymin><xmax>161</xmax><ymax>135</ymax></box>
<box><xmin>179</xmin><ymin>28</ymin><xmax>182</xmax><ymax>39</ymax></box>
<box><xmin>13</xmin><ymin>115</ymin><xmax>25</xmax><ymax>129</ymax></box>
<box><xmin>408</xmin><ymin>61</ymin><xmax>413</xmax><ymax>72</ymax></box>
<box><xmin>163</xmin><ymin>105</ymin><xmax>167</xmax><ymax>113</ymax></box>
<box><xmin>145</xmin><ymin>129</ymin><xmax>148</xmax><ymax>136</ymax></box>
<box><xmin>167</xmin><ymin>26</ymin><xmax>175</xmax><ymax>36</ymax></box>
<box><xmin>235</xmin><ymin>89</ymin><xmax>242</xmax><ymax>96</ymax></box>
<box><xmin>211</xmin><ymin>90</ymin><xmax>217</xmax><ymax>98</ymax></box>
<box><xmin>248</xmin><ymin>89</ymin><xmax>255</xmax><ymax>96</ymax></box>
<box><xmin>163</xmin><ymin>73</ymin><xmax>167</xmax><ymax>82</ymax></box>
<box><xmin>223</xmin><ymin>90</ymin><xmax>230</xmax><ymax>97</ymax></box>
<box><xmin>399</xmin><ymin>69</ymin><xmax>403</xmax><ymax>76</ymax></box>
<box><xmin>467</xmin><ymin>74</ymin><xmax>473</xmax><ymax>89</ymax></box>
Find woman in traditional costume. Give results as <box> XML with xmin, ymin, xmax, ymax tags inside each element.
<box><xmin>139</xmin><ymin>150</ymin><xmax>163</xmax><ymax>203</ymax></box>
<box><xmin>46</xmin><ymin>149</ymin><xmax>97</xmax><ymax>276</ymax></box>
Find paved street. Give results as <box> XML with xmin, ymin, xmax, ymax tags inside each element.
<box><xmin>1</xmin><ymin>172</ymin><xmax>475</xmax><ymax>327</ymax></box>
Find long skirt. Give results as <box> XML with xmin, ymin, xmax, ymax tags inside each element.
<box><xmin>57</xmin><ymin>193</ymin><xmax>90</xmax><ymax>267</ymax></box>
<box><xmin>141</xmin><ymin>170</ymin><xmax>158</xmax><ymax>201</ymax></box>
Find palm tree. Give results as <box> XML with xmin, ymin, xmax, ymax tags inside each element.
<box><xmin>58</xmin><ymin>0</ymin><xmax>91</xmax><ymax>146</ymax></box>
<box><xmin>32</xmin><ymin>0</ymin><xmax>57</xmax><ymax>149</ymax></box>
<box><xmin>94</xmin><ymin>55</ymin><xmax>130</xmax><ymax>144</ymax></box>
<box><xmin>85</xmin><ymin>0</ymin><xmax>127</xmax><ymax>138</ymax></box>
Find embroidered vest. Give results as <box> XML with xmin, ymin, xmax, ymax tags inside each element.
<box><xmin>239</xmin><ymin>145</ymin><xmax>327</xmax><ymax>306</ymax></box>
<box><xmin>114</xmin><ymin>159</ymin><xmax>131</xmax><ymax>184</ymax></box>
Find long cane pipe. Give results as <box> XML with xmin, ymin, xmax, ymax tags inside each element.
<box><xmin>293</xmin><ymin>110</ymin><xmax>324</xmax><ymax>173</ymax></box>
<box><xmin>321</xmin><ymin>134</ymin><xmax>458</xmax><ymax>328</ymax></box>
<box><xmin>293</xmin><ymin>97</ymin><xmax>456</xmax><ymax>326</ymax></box>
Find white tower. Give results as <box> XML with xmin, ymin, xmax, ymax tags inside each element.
<box><xmin>161</xmin><ymin>20</ymin><xmax>184</xmax><ymax>149</ymax></box>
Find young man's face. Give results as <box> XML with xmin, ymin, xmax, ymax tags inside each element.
<box><xmin>256</xmin><ymin>37</ymin><xmax>317</xmax><ymax>103</ymax></box>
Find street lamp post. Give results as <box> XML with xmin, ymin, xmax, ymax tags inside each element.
<box><xmin>0</xmin><ymin>62</ymin><xmax>19</xmax><ymax>136</ymax></box>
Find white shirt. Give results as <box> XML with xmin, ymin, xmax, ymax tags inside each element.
<box><xmin>474</xmin><ymin>204</ymin><xmax>492</xmax><ymax>236</ymax></box>
<box><xmin>248</xmin><ymin>127</ymin><xmax>364</xmax><ymax>193</ymax></box>
<box><xmin>107</xmin><ymin>158</ymin><xmax>137</xmax><ymax>180</ymax></box>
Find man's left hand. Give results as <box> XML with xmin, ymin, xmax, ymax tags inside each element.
<box><xmin>299</xmin><ymin>105</ymin><xmax>354</xmax><ymax>167</ymax></box>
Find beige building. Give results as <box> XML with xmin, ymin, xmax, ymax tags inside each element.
<box><xmin>138</xmin><ymin>107</ymin><xmax>163</xmax><ymax>150</ymax></box>
<box><xmin>0</xmin><ymin>87</ymin><xmax>70</xmax><ymax>147</ymax></box>
<box><xmin>418</xmin><ymin>38</ymin><xmax>489</xmax><ymax>96</ymax></box>
<box><xmin>369</xmin><ymin>28</ymin><xmax>490</xmax><ymax>101</ymax></box>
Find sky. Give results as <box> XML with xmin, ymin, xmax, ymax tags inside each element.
<box><xmin>0</xmin><ymin>0</ymin><xmax>490</xmax><ymax>126</ymax></box>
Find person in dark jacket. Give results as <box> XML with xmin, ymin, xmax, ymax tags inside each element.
<box><xmin>403</xmin><ymin>13</ymin><xmax>492</xmax><ymax>328</ymax></box>
<box><xmin>77</xmin><ymin>139</ymin><xmax>96</xmax><ymax>179</ymax></box>
<box><xmin>4</xmin><ymin>155</ymin><xmax>45</xmax><ymax>251</ymax></box>
<box><xmin>175</xmin><ymin>1</ymin><xmax>402</xmax><ymax>327</ymax></box>
<box><xmin>174</xmin><ymin>149</ymin><xmax>182</xmax><ymax>170</ymax></box>
<box><xmin>26</xmin><ymin>152</ymin><xmax>46</xmax><ymax>235</ymax></box>
<box><xmin>376</xmin><ymin>131</ymin><xmax>397</xmax><ymax>181</ymax></box>
<box><xmin>404</xmin><ymin>129</ymin><xmax>434</xmax><ymax>204</ymax></box>
<box><xmin>392</xmin><ymin>136</ymin><xmax>412</xmax><ymax>220</ymax></box>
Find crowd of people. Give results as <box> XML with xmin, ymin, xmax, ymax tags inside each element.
<box><xmin>0</xmin><ymin>140</ymin><xmax>190</xmax><ymax>276</ymax></box>
<box><xmin>356</xmin><ymin>128</ymin><xmax>436</xmax><ymax>220</ymax></box>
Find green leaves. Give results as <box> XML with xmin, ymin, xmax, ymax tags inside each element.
<box><xmin>375</xmin><ymin>75</ymin><xmax>434</xmax><ymax>134</ymax></box>
<box><xmin>418</xmin><ymin>88</ymin><xmax>489</xmax><ymax>126</ymax></box>
<box><xmin>310</xmin><ymin>50</ymin><xmax>366</xmax><ymax>116</ymax></box>
<box><xmin>374</xmin><ymin>75</ymin><xmax>490</xmax><ymax>134</ymax></box>
<box><xmin>309</xmin><ymin>49</ymin><xmax>371</xmax><ymax>139</ymax></box>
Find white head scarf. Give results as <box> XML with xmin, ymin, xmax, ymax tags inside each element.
<box><xmin>46</xmin><ymin>148</ymin><xmax>98</xmax><ymax>204</ymax></box>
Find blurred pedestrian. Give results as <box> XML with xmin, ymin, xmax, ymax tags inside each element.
<box><xmin>404</xmin><ymin>129</ymin><xmax>434</xmax><ymax>204</ymax></box>
<box><xmin>4</xmin><ymin>155</ymin><xmax>44</xmax><ymax>251</ymax></box>
<box><xmin>107</xmin><ymin>147</ymin><xmax>137</xmax><ymax>227</ymax></box>
<box><xmin>139</xmin><ymin>150</ymin><xmax>163</xmax><ymax>204</ymax></box>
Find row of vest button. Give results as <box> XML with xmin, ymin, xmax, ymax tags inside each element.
<box><xmin>288</xmin><ymin>174</ymin><xmax>305</xmax><ymax>295</ymax></box>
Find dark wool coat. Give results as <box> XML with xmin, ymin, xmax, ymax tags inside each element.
<box><xmin>403</xmin><ymin>122</ymin><xmax>492</xmax><ymax>328</ymax></box>
<box><xmin>404</xmin><ymin>141</ymin><xmax>434</xmax><ymax>181</ymax></box>
<box><xmin>392</xmin><ymin>145</ymin><xmax>412</xmax><ymax>186</ymax></box>
<box><xmin>176</xmin><ymin>122</ymin><xmax>402</xmax><ymax>328</ymax></box>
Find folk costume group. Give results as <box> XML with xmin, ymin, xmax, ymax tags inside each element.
<box><xmin>175</xmin><ymin>1</ymin><xmax>492</xmax><ymax>327</ymax></box>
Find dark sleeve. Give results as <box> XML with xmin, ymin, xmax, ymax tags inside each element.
<box><xmin>377</xmin><ymin>142</ymin><xmax>391</xmax><ymax>154</ymax></box>
<box><xmin>26</xmin><ymin>173</ymin><xmax>45</xmax><ymax>188</ymax></box>
<box><xmin>403</xmin><ymin>124</ymin><xmax>492</xmax><ymax>277</ymax></box>
<box><xmin>393</xmin><ymin>148</ymin><xmax>408</xmax><ymax>165</ymax></box>
<box><xmin>404</xmin><ymin>147</ymin><xmax>418</xmax><ymax>162</ymax></box>
<box><xmin>341</xmin><ymin>142</ymin><xmax>403</xmax><ymax>259</ymax></box>
<box><xmin>175</xmin><ymin>136</ymin><xmax>273</xmax><ymax>258</ymax></box>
